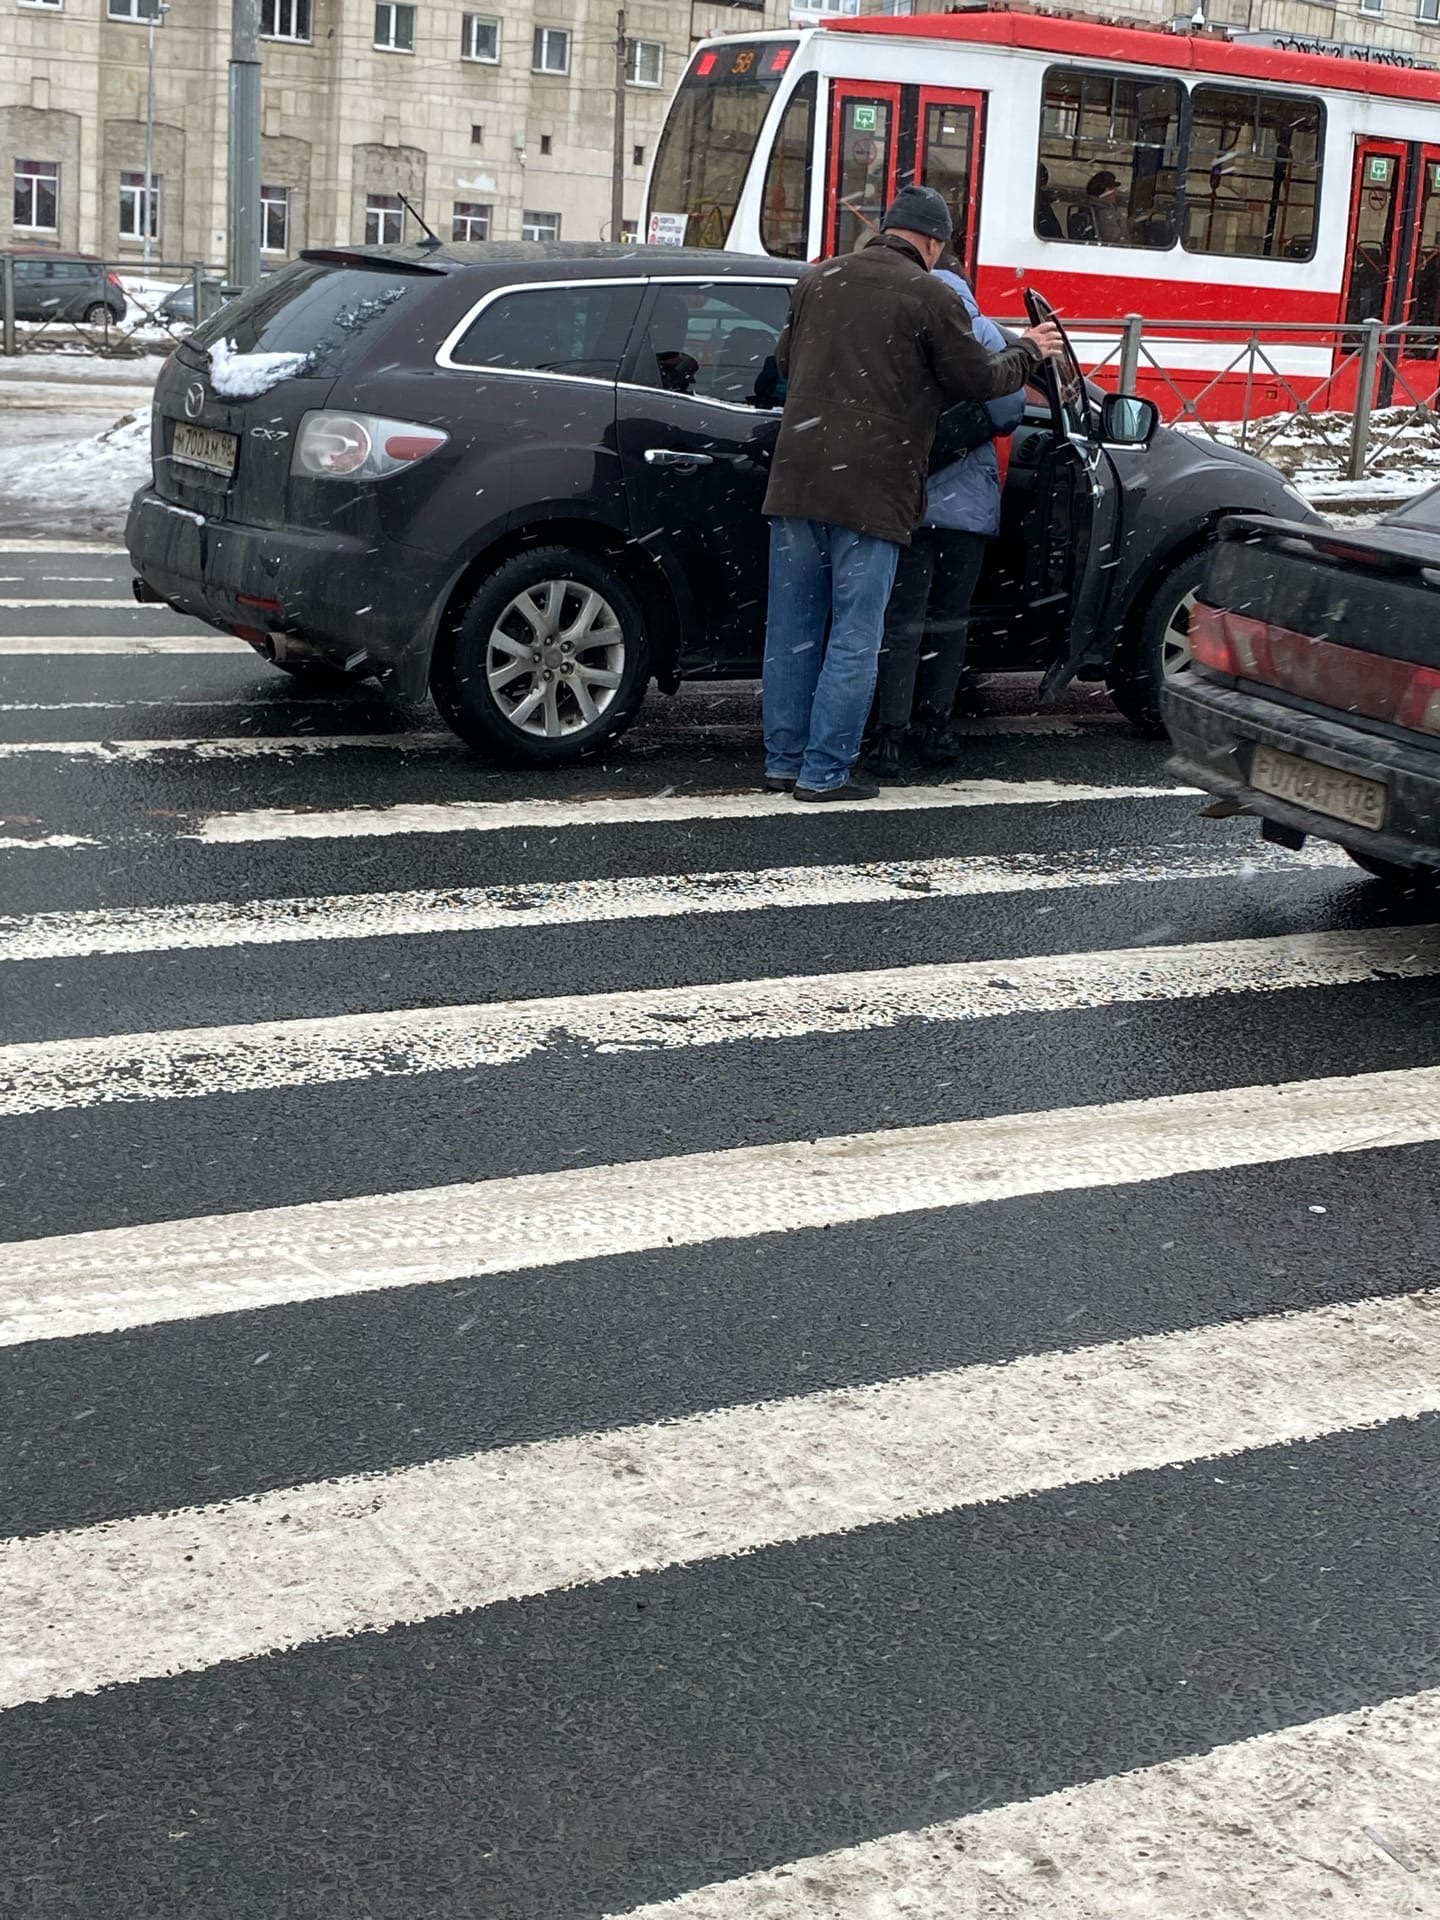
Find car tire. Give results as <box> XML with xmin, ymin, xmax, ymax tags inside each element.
<box><xmin>1107</xmin><ymin>548</ymin><xmax>1211</xmax><ymax>736</ymax></box>
<box><xmin>433</xmin><ymin>546</ymin><xmax>651</xmax><ymax>766</ymax></box>
<box><xmin>82</xmin><ymin>303</ymin><xmax>113</xmax><ymax>325</ymax></box>
<box><xmin>1342</xmin><ymin>847</ymin><xmax>1438</xmax><ymax>890</ymax></box>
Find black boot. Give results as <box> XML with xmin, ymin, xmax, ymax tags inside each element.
<box><xmin>864</xmin><ymin>726</ymin><xmax>905</xmax><ymax>783</ymax></box>
<box><xmin>917</xmin><ymin>720</ymin><xmax>964</xmax><ymax>766</ymax></box>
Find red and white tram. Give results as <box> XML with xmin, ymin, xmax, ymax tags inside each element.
<box><xmin>645</xmin><ymin>9</ymin><xmax>1440</xmax><ymax>415</ymax></box>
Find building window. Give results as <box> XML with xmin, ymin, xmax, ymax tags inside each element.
<box><xmin>632</xmin><ymin>144</ymin><xmax>644</xmax><ymax>167</ymax></box>
<box><xmin>107</xmin><ymin>0</ymin><xmax>164</xmax><ymax>19</ymax></box>
<box><xmin>1359</xmin><ymin>0</ymin><xmax>1382</xmax><ymax>11</ymax></box>
<box><xmin>1183</xmin><ymin>85</ymin><xmax>1321</xmax><ymax>261</ymax></box>
<box><xmin>374</xmin><ymin>2</ymin><xmax>415</xmax><ymax>51</ymax></box>
<box><xmin>118</xmin><ymin>169</ymin><xmax>160</xmax><ymax>240</ymax></box>
<box><xmin>461</xmin><ymin>12</ymin><xmax>498</xmax><ymax>59</ymax></box>
<box><xmin>19</xmin><ymin>0</ymin><xmax>64</xmax><ymax>11</ymax></box>
<box><xmin>539</xmin><ymin>134</ymin><xmax>552</xmax><ymax>156</ymax></box>
<box><xmin>1419</xmin><ymin>0</ymin><xmax>1439</xmax><ymax>19</ymax></box>
<box><xmin>789</xmin><ymin>0</ymin><xmax>859</xmax><ymax>13</ymax></box>
<box><xmin>14</xmin><ymin>159</ymin><xmax>59</xmax><ymax>232</ymax></box>
<box><xmin>521</xmin><ymin>208</ymin><xmax>560</xmax><ymax>242</ymax></box>
<box><xmin>470</xmin><ymin>123</ymin><xmax>484</xmax><ymax>144</ymax></box>
<box><xmin>364</xmin><ymin>191</ymin><xmax>404</xmax><ymax>244</ymax></box>
<box><xmin>261</xmin><ymin>183</ymin><xmax>290</xmax><ymax>253</ymax></box>
<box><xmin>1037</xmin><ymin>67</ymin><xmax>1182</xmax><ymax>248</ymax></box>
<box><xmin>626</xmin><ymin>38</ymin><xmax>663</xmax><ymax>86</ymax></box>
<box><xmin>531</xmin><ymin>26</ymin><xmax>569</xmax><ymax>73</ymax></box>
<box><xmin>261</xmin><ymin>0</ymin><xmax>311</xmax><ymax>40</ymax></box>
<box><xmin>621</xmin><ymin>218</ymin><xmax>639</xmax><ymax>240</ymax></box>
<box><xmin>451</xmin><ymin>200</ymin><xmax>491</xmax><ymax>241</ymax></box>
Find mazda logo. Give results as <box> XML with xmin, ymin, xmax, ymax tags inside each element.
<box><xmin>184</xmin><ymin>382</ymin><xmax>205</xmax><ymax>420</ymax></box>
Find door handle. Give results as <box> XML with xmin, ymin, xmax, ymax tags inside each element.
<box><xmin>643</xmin><ymin>448</ymin><xmax>714</xmax><ymax>470</ymax></box>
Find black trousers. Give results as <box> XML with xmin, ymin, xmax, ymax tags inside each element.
<box><xmin>873</xmin><ymin>527</ymin><xmax>989</xmax><ymax>733</ymax></box>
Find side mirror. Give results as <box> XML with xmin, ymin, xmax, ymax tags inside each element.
<box><xmin>1100</xmin><ymin>392</ymin><xmax>1159</xmax><ymax>447</ymax></box>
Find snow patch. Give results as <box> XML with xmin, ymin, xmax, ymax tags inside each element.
<box><xmin>207</xmin><ymin>337</ymin><xmax>311</xmax><ymax>399</ymax></box>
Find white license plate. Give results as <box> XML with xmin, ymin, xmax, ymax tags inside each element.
<box><xmin>1251</xmin><ymin>743</ymin><xmax>1387</xmax><ymax>830</ymax></box>
<box><xmin>172</xmin><ymin>424</ymin><xmax>238</xmax><ymax>476</ymax></box>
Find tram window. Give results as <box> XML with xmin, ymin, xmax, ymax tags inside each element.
<box><xmin>835</xmin><ymin>95</ymin><xmax>894</xmax><ymax>253</ymax></box>
<box><xmin>1183</xmin><ymin>87</ymin><xmax>1322</xmax><ymax>262</ymax></box>
<box><xmin>760</xmin><ymin>73</ymin><xmax>815</xmax><ymax>260</ymax></box>
<box><xmin>1036</xmin><ymin>67</ymin><xmax>1180</xmax><ymax>249</ymax></box>
<box><xmin>648</xmin><ymin>41</ymin><xmax>796</xmax><ymax>250</ymax></box>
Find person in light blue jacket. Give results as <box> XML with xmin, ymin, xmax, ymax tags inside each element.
<box><xmin>867</xmin><ymin>268</ymin><xmax>1027</xmax><ymax>778</ymax></box>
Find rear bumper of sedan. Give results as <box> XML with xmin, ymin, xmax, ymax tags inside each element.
<box><xmin>1166</xmin><ymin>673</ymin><xmax>1440</xmax><ymax>870</ymax></box>
<box><xmin>126</xmin><ymin>488</ymin><xmax>446</xmax><ymax>701</ymax></box>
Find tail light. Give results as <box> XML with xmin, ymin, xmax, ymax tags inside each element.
<box><xmin>1193</xmin><ymin>600</ymin><xmax>1440</xmax><ymax>737</ymax></box>
<box><xmin>1188</xmin><ymin>602</ymin><xmax>1243</xmax><ymax>676</ymax></box>
<box><xmin>107</xmin><ymin>271</ymin><xmax>123</xmax><ymax>289</ymax></box>
<box><xmin>292</xmin><ymin>411</ymin><xmax>449</xmax><ymax>480</ymax></box>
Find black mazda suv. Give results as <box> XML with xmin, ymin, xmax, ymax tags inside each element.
<box><xmin>127</xmin><ymin>241</ymin><xmax>1315</xmax><ymax>764</ymax></box>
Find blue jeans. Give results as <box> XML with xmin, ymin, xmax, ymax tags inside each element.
<box><xmin>762</xmin><ymin>517</ymin><xmax>900</xmax><ymax>792</ymax></box>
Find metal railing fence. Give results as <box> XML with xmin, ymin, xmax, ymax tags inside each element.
<box><xmin>998</xmin><ymin>312</ymin><xmax>1440</xmax><ymax>485</ymax></box>
<box><xmin>0</xmin><ymin>257</ymin><xmax>232</xmax><ymax>358</ymax></box>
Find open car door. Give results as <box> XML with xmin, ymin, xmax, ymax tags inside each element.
<box><xmin>1022</xmin><ymin>289</ymin><xmax>1119</xmax><ymax>703</ymax></box>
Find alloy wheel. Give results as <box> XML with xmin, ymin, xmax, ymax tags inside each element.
<box><xmin>1161</xmin><ymin>588</ymin><xmax>1198</xmax><ymax>679</ymax></box>
<box><xmin>485</xmin><ymin>578</ymin><xmax>625</xmax><ymax>739</ymax></box>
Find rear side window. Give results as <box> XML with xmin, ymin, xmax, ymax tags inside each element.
<box><xmin>447</xmin><ymin>283</ymin><xmax>643</xmax><ymax>379</ymax></box>
<box><xmin>187</xmin><ymin>263</ymin><xmax>427</xmax><ymax>376</ymax></box>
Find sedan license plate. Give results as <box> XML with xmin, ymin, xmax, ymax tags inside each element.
<box><xmin>172</xmin><ymin>423</ymin><xmax>238</xmax><ymax>476</ymax></box>
<box><xmin>1250</xmin><ymin>743</ymin><xmax>1387</xmax><ymax>830</ymax></box>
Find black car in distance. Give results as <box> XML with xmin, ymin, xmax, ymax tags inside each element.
<box><xmin>126</xmin><ymin>243</ymin><xmax>1317</xmax><ymax>765</ymax></box>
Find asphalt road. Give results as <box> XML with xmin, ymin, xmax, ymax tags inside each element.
<box><xmin>1</xmin><ymin>543</ymin><xmax>1437</xmax><ymax>1919</ymax></box>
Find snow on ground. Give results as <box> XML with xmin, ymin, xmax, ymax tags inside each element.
<box><xmin>0</xmin><ymin>412</ymin><xmax>150</xmax><ymax>541</ymax></box>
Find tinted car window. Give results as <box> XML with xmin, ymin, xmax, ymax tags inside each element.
<box><xmin>187</xmin><ymin>263</ymin><xmax>426</xmax><ymax>376</ymax></box>
<box><xmin>1382</xmin><ymin>486</ymin><xmax>1440</xmax><ymax>530</ymax></box>
<box><xmin>634</xmin><ymin>280</ymin><xmax>790</xmax><ymax>406</ymax></box>
<box><xmin>448</xmin><ymin>283</ymin><xmax>643</xmax><ymax>379</ymax></box>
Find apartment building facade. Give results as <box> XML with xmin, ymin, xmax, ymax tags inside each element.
<box><xmin>2</xmin><ymin>0</ymin><xmax>1435</xmax><ymax>269</ymax></box>
<box><xmin>0</xmin><ymin>0</ymin><xmax>789</xmax><ymax>265</ymax></box>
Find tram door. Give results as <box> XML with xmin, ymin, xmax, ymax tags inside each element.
<box><xmin>907</xmin><ymin>88</ymin><xmax>986</xmax><ymax>283</ymax></box>
<box><xmin>827</xmin><ymin>81</ymin><xmax>986</xmax><ymax>280</ymax></box>
<box><xmin>828</xmin><ymin>82</ymin><xmax>902</xmax><ymax>254</ymax></box>
<box><xmin>1342</xmin><ymin>140</ymin><xmax>1440</xmax><ymax>404</ymax></box>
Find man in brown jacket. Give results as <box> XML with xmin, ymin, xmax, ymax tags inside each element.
<box><xmin>761</xmin><ymin>185</ymin><xmax>1061</xmax><ymax>801</ymax></box>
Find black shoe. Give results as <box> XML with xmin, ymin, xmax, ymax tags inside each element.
<box><xmin>917</xmin><ymin>725</ymin><xmax>964</xmax><ymax>766</ymax></box>
<box><xmin>763</xmin><ymin>774</ymin><xmax>797</xmax><ymax>793</ymax></box>
<box><xmin>793</xmin><ymin>774</ymin><xmax>880</xmax><ymax>803</ymax></box>
<box><xmin>864</xmin><ymin>730</ymin><xmax>905</xmax><ymax>783</ymax></box>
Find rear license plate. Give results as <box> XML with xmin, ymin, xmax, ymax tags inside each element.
<box><xmin>1250</xmin><ymin>743</ymin><xmax>1387</xmax><ymax>830</ymax></box>
<box><xmin>172</xmin><ymin>423</ymin><xmax>238</xmax><ymax>476</ymax></box>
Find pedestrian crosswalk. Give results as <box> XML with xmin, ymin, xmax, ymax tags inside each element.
<box><xmin>1</xmin><ymin>542</ymin><xmax>1437</xmax><ymax>1916</ymax></box>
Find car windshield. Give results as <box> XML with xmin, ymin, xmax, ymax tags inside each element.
<box><xmin>185</xmin><ymin>263</ymin><xmax>427</xmax><ymax>378</ymax></box>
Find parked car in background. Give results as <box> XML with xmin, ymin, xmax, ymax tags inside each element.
<box><xmin>1166</xmin><ymin>499</ymin><xmax>1440</xmax><ymax>888</ymax></box>
<box><xmin>127</xmin><ymin>243</ymin><xmax>1317</xmax><ymax>765</ymax></box>
<box><xmin>157</xmin><ymin>278</ymin><xmax>226</xmax><ymax>325</ymax></box>
<box><xmin>12</xmin><ymin>252</ymin><xmax>126</xmax><ymax>325</ymax></box>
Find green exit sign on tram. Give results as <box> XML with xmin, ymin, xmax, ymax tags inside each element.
<box><xmin>852</xmin><ymin>105</ymin><xmax>878</xmax><ymax>130</ymax></box>
<box><xmin>1368</xmin><ymin>154</ymin><xmax>1395</xmax><ymax>183</ymax></box>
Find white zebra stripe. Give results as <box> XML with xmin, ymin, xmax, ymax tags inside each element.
<box><xmin>1</xmin><ymin>1287</ymin><xmax>1434</xmax><ymax>1712</ymax></box>
<box><xmin>0</xmin><ymin>635</ymin><xmax>252</xmax><ymax>655</ymax></box>
<box><xmin>607</xmin><ymin>1687</ymin><xmax>1440</xmax><ymax>1918</ymax></box>
<box><xmin>191</xmin><ymin>777</ymin><xmax>1201</xmax><ymax>843</ymax></box>
<box><xmin>4</xmin><ymin>926</ymin><xmax>1433</xmax><ymax>1117</ymax></box>
<box><xmin>0</xmin><ymin>844</ymin><xmax>1352</xmax><ymax>963</ymax></box>
<box><xmin>3</xmin><ymin>1063</ymin><xmax>1438</xmax><ymax>1347</ymax></box>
